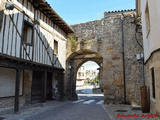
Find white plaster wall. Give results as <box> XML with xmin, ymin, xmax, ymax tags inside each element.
<box><xmin>141</xmin><ymin>0</ymin><xmax>160</xmax><ymax>61</ymax></box>
<box><xmin>0</xmin><ymin>0</ymin><xmax>6</xmax><ymax>11</ymax></box>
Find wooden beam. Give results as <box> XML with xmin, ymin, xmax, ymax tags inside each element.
<box><xmin>0</xmin><ymin>11</ymin><xmax>3</xmax><ymax>32</ymax></box>
<box><xmin>14</xmin><ymin>69</ymin><xmax>21</xmax><ymax>113</ymax></box>
<box><xmin>58</xmin><ymin>72</ymin><xmax>64</xmax><ymax>100</ymax></box>
<box><xmin>1</xmin><ymin>14</ymin><xmax>6</xmax><ymax>53</ymax></box>
<box><xmin>42</xmin><ymin>71</ymin><xmax>47</xmax><ymax>102</ymax></box>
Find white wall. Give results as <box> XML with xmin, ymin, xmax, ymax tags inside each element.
<box><xmin>0</xmin><ymin>0</ymin><xmax>6</xmax><ymax>11</ymax></box>
<box><xmin>141</xmin><ymin>0</ymin><xmax>160</xmax><ymax>61</ymax></box>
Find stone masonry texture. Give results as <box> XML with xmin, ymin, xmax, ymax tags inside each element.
<box><xmin>65</xmin><ymin>11</ymin><xmax>143</xmax><ymax>105</ymax></box>
<box><xmin>144</xmin><ymin>51</ymin><xmax>160</xmax><ymax>114</ymax></box>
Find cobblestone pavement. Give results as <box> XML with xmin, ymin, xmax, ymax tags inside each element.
<box><xmin>1</xmin><ymin>87</ymin><xmax>111</xmax><ymax>120</ymax></box>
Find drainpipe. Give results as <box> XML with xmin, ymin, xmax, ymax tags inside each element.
<box><xmin>142</xmin><ymin>58</ymin><xmax>145</xmax><ymax>86</ymax></box>
<box><xmin>135</xmin><ymin>23</ymin><xmax>145</xmax><ymax>86</ymax></box>
<box><xmin>135</xmin><ymin>19</ymin><xmax>149</xmax><ymax>113</ymax></box>
<box><xmin>135</xmin><ymin>21</ymin><xmax>150</xmax><ymax>113</ymax></box>
<box><xmin>121</xmin><ymin>13</ymin><xmax>127</xmax><ymax>104</ymax></box>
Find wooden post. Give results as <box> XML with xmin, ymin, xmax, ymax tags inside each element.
<box><xmin>14</xmin><ymin>69</ymin><xmax>20</xmax><ymax>113</ymax></box>
<box><xmin>141</xmin><ymin>86</ymin><xmax>149</xmax><ymax>113</ymax></box>
<box><xmin>0</xmin><ymin>11</ymin><xmax>3</xmax><ymax>31</ymax></box>
<box><xmin>42</xmin><ymin>71</ymin><xmax>47</xmax><ymax>102</ymax></box>
<box><xmin>59</xmin><ymin>72</ymin><xmax>64</xmax><ymax>101</ymax></box>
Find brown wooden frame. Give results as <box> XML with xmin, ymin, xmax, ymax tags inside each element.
<box><xmin>0</xmin><ymin>11</ymin><xmax>4</xmax><ymax>32</ymax></box>
<box><xmin>22</xmin><ymin>20</ymin><xmax>34</xmax><ymax>46</ymax></box>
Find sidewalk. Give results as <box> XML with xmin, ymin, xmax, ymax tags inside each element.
<box><xmin>104</xmin><ymin>104</ymin><xmax>160</xmax><ymax>120</ymax></box>
<box><xmin>0</xmin><ymin>101</ymin><xmax>69</xmax><ymax>120</ymax></box>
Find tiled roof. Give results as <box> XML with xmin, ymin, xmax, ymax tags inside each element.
<box><xmin>105</xmin><ymin>9</ymin><xmax>136</xmax><ymax>14</ymax></box>
<box><xmin>30</xmin><ymin>0</ymin><xmax>73</xmax><ymax>34</ymax></box>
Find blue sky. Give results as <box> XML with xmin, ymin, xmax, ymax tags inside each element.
<box><xmin>83</xmin><ymin>61</ymin><xmax>99</xmax><ymax>70</ymax></box>
<box><xmin>47</xmin><ymin>0</ymin><xmax>135</xmax><ymax>25</ymax></box>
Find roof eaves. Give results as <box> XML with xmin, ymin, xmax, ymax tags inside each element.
<box><xmin>32</xmin><ymin>0</ymin><xmax>73</xmax><ymax>34</ymax></box>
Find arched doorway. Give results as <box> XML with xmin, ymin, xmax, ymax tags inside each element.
<box><xmin>65</xmin><ymin>49</ymin><xmax>103</xmax><ymax>100</ymax></box>
<box><xmin>76</xmin><ymin>61</ymin><xmax>104</xmax><ymax>100</ymax></box>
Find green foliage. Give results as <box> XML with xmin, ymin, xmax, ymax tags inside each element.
<box><xmin>84</xmin><ymin>78</ymin><xmax>90</xmax><ymax>85</ymax></box>
<box><xmin>70</xmin><ymin>36</ymin><xmax>76</xmax><ymax>43</ymax></box>
<box><xmin>84</xmin><ymin>76</ymin><xmax>99</xmax><ymax>86</ymax></box>
<box><xmin>86</xmin><ymin>78</ymin><xmax>90</xmax><ymax>83</ymax></box>
<box><xmin>70</xmin><ymin>35</ymin><xmax>77</xmax><ymax>52</ymax></box>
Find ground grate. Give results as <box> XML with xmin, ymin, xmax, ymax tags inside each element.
<box><xmin>131</xmin><ymin>107</ymin><xmax>141</xmax><ymax>111</ymax></box>
<box><xmin>115</xmin><ymin>110</ymin><xmax>128</xmax><ymax>112</ymax></box>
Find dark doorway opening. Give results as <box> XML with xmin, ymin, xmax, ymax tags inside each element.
<box><xmin>47</xmin><ymin>72</ymin><xmax>53</xmax><ymax>100</ymax></box>
<box><xmin>31</xmin><ymin>71</ymin><xmax>53</xmax><ymax>103</ymax></box>
<box><xmin>31</xmin><ymin>71</ymin><xmax>43</xmax><ymax>104</ymax></box>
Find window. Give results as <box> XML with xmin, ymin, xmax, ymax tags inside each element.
<box><xmin>78</xmin><ymin>72</ymin><xmax>81</xmax><ymax>77</ymax></box>
<box><xmin>54</xmin><ymin>40</ymin><xmax>58</xmax><ymax>56</ymax></box>
<box><xmin>23</xmin><ymin>21</ymin><xmax>33</xmax><ymax>45</ymax></box>
<box><xmin>145</xmin><ymin>3</ymin><xmax>150</xmax><ymax>37</ymax></box>
<box><xmin>82</xmin><ymin>73</ymin><xmax>84</xmax><ymax>77</ymax></box>
<box><xmin>151</xmin><ymin>68</ymin><xmax>156</xmax><ymax>99</ymax></box>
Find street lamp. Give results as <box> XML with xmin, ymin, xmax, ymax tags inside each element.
<box><xmin>5</xmin><ymin>2</ymin><xmax>14</xmax><ymax>10</ymax></box>
<box><xmin>68</xmin><ymin>65</ymin><xmax>72</xmax><ymax>69</ymax></box>
<box><xmin>101</xmin><ymin>63</ymin><xmax>103</xmax><ymax>67</ymax></box>
<box><xmin>136</xmin><ymin>53</ymin><xmax>144</xmax><ymax>61</ymax></box>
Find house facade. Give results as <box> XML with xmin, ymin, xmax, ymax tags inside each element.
<box><xmin>77</xmin><ymin>65</ymin><xmax>86</xmax><ymax>86</ymax></box>
<box><xmin>76</xmin><ymin>65</ymin><xmax>99</xmax><ymax>86</ymax></box>
<box><xmin>0</xmin><ymin>0</ymin><xmax>73</xmax><ymax>112</ymax></box>
<box><xmin>136</xmin><ymin>0</ymin><xmax>160</xmax><ymax>114</ymax></box>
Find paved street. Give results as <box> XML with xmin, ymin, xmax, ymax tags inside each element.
<box><xmin>3</xmin><ymin>86</ymin><xmax>111</xmax><ymax>120</ymax></box>
<box><xmin>25</xmin><ymin>97</ymin><xmax>110</xmax><ymax>120</ymax></box>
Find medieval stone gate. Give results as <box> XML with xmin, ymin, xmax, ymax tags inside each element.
<box><xmin>65</xmin><ymin>10</ymin><xmax>143</xmax><ymax>105</ymax></box>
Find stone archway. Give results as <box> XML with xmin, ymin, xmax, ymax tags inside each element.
<box><xmin>65</xmin><ymin>49</ymin><xmax>103</xmax><ymax>100</ymax></box>
<box><xmin>65</xmin><ymin>27</ymin><xmax>126</xmax><ymax>103</ymax></box>
<box><xmin>65</xmin><ymin>11</ymin><xmax>143</xmax><ymax>105</ymax></box>
<box><xmin>76</xmin><ymin>60</ymin><xmax>102</xmax><ymax>87</ymax></box>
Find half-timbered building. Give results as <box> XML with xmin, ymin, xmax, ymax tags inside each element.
<box><xmin>0</xmin><ymin>0</ymin><xmax>73</xmax><ymax>112</ymax></box>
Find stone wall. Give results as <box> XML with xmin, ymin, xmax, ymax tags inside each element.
<box><xmin>0</xmin><ymin>97</ymin><xmax>25</xmax><ymax>109</ymax></box>
<box><xmin>144</xmin><ymin>51</ymin><xmax>160</xmax><ymax>114</ymax></box>
<box><xmin>122</xmin><ymin>16</ymin><xmax>144</xmax><ymax>105</ymax></box>
<box><xmin>66</xmin><ymin>10</ymin><xmax>143</xmax><ymax>105</ymax></box>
